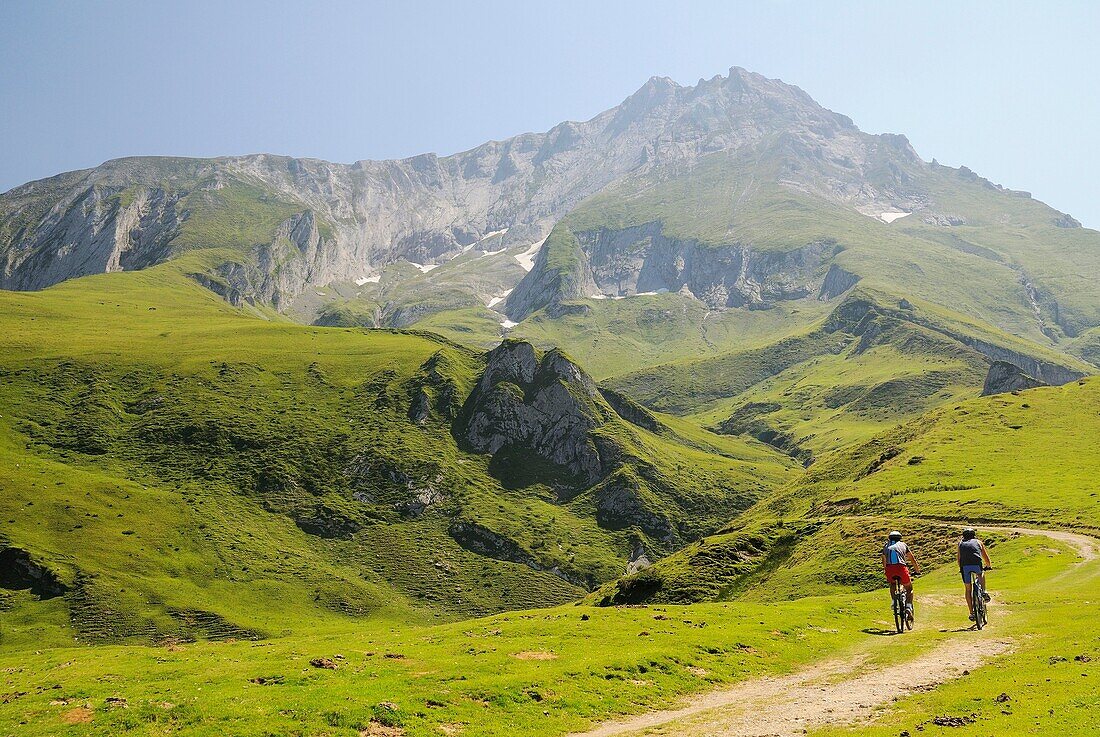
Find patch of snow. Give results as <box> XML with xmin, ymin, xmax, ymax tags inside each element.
<box><xmin>355</xmin><ymin>274</ymin><xmax>381</xmax><ymax>286</ymax></box>
<box><xmin>590</xmin><ymin>294</ymin><xmax>609</xmax><ymax>300</ymax></box>
<box><xmin>514</xmin><ymin>236</ymin><xmax>548</xmax><ymax>272</ymax></box>
<box><xmin>461</xmin><ymin>228</ymin><xmax>510</xmax><ymax>254</ymax></box>
<box><xmin>486</xmin><ymin>289</ymin><xmax>513</xmax><ymax>310</ymax></box>
<box><xmin>407</xmin><ymin>262</ymin><xmax>438</xmax><ymax>273</ymax></box>
<box><xmin>500</xmin><ymin>319</ymin><xmax>518</xmax><ymax>329</ymax></box>
<box><xmin>878</xmin><ymin>211</ymin><xmax>911</xmax><ymax>224</ymax></box>
<box><xmin>480</xmin><ymin>248</ymin><xmax>506</xmax><ymax>257</ymax></box>
<box><xmin>479</xmin><ymin>228</ymin><xmax>509</xmax><ymax>241</ymax></box>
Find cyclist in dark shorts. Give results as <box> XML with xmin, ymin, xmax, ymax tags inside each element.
<box><xmin>958</xmin><ymin>527</ymin><xmax>992</xmax><ymax>621</ymax></box>
<box><xmin>882</xmin><ymin>530</ymin><xmax>921</xmax><ymax>621</ymax></box>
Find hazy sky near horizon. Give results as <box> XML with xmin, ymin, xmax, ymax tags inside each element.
<box><xmin>2</xmin><ymin>1</ymin><xmax>1098</xmax><ymax>225</ymax></box>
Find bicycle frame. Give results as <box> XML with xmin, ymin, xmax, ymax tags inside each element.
<box><xmin>971</xmin><ymin>570</ymin><xmax>988</xmax><ymax>629</ymax></box>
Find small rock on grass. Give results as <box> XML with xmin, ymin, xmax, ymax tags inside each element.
<box><xmin>310</xmin><ymin>657</ymin><xmax>338</xmax><ymax>670</ymax></box>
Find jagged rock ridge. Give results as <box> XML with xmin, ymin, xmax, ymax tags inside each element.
<box><xmin>1</xmin><ymin>67</ymin><xmax>926</xmax><ymax>307</ymax></box>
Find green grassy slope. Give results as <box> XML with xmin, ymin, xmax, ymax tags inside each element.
<box><xmin>605</xmin><ymin>291</ymin><xmax>1086</xmax><ymax>463</ymax></box>
<box><xmin>0</xmin><ymin>264</ymin><xmax>794</xmax><ymax>648</ymax></box>
<box><xmin>513</xmin><ymin>292</ymin><xmax>831</xmax><ymax>380</ymax></box>
<box><xmin>593</xmin><ymin>371</ymin><xmax>1100</xmax><ymax>610</ymax></box>
<box><xmin>1068</xmin><ymin>325</ymin><xmax>1100</xmax><ymax>367</ymax></box>
<box><xmin>760</xmin><ymin>376</ymin><xmax>1100</xmax><ymax>528</ymax></box>
<box><xmin>1</xmin><ymin>530</ymin><xmax>1094</xmax><ymax>737</ymax></box>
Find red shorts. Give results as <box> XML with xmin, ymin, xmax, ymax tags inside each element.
<box><xmin>885</xmin><ymin>564</ymin><xmax>911</xmax><ymax>586</ymax></box>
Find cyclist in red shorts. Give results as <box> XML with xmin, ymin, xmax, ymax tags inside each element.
<box><xmin>882</xmin><ymin>530</ymin><xmax>921</xmax><ymax>624</ymax></box>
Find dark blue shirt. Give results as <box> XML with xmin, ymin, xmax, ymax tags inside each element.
<box><xmin>959</xmin><ymin>539</ymin><xmax>983</xmax><ymax>568</ymax></box>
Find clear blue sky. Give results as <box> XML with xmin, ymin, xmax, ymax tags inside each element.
<box><xmin>2</xmin><ymin>1</ymin><xmax>1098</xmax><ymax>226</ymax></box>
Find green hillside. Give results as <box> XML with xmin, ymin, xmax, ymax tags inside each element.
<box><xmin>763</xmin><ymin>375</ymin><xmax>1100</xmax><ymax>527</ymax></box>
<box><xmin>0</xmin><ymin>263</ymin><xmax>794</xmax><ymax>651</ymax></box>
<box><xmin>597</xmin><ymin>374</ymin><xmax>1100</xmax><ymax>611</ymax></box>
<box><xmin>604</xmin><ymin>290</ymin><xmax>1086</xmax><ymax>463</ymax></box>
<box><xmin>2</xmin><ymin>526</ymin><xmax>1096</xmax><ymax>736</ymax></box>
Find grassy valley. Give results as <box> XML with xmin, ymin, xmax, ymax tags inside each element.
<box><xmin>2</xmin><ymin>62</ymin><xmax>1099</xmax><ymax>737</ymax></box>
<box><xmin>0</xmin><ymin>263</ymin><xmax>794</xmax><ymax>655</ymax></box>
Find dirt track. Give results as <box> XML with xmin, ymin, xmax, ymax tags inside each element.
<box><xmin>568</xmin><ymin>527</ymin><xmax>1096</xmax><ymax>737</ymax></box>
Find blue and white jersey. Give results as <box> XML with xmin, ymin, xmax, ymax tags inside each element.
<box><xmin>883</xmin><ymin>540</ymin><xmax>910</xmax><ymax>565</ymax></box>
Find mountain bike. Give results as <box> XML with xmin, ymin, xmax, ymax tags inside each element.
<box><xmin>891</xmin><ymin>576</ymin><xmax>913</xmax><ymax>633</ymax></box>
<box><xmin>971</xmin><ymin>566</ymin><xmax>992</xmax><ymax>629</ymax></box>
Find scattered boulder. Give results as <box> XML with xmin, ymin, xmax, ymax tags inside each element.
<box><xmin>981</xmin><ymin>361</ymin><xmax>1047</xmax><ymax>397</ymax></box>
<box><xmin>395</xmin><ymin>487</ymin><xmax>444</xmax><ymax>518</ymax></box>
<box><xmin>931</xmin><ymin>715</ymin><xmax>975</xmax><ymax>727</ymax></box>
<box><xmin>309</xmin><ymin>657</ymin><xmax>338</xmax><ymax>670</ymax></box>
<box><xmin>293</xmin><ymin>507</ymin><xmax>362</xmax><ymax>539</ymax></box>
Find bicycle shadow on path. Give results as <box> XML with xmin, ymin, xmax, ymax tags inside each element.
<box><xmin>860</xmin><ymin>627</ymin><xmax>902</xmax><ymax>636</ymax></box>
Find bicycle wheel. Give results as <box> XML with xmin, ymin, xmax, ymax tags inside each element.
<box><xmin>973</xmin><ymin>577</ymin><xmax>985</xmax><ymax>630</ymax></box>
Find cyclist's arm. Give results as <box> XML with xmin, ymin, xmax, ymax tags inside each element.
<box><xmin>881</xmin><ymin>552</ymin><xmax>888</xmax><ymax>568</ymax></box>
<box><xmin>979</xmin><ymin>541</ymin><xmax>992</xmax><ymax>568</ymax></box>
<box><xmin>906</xmin><ymin>551</ymin><xmax>920</xmax><ymax>572</ymax></box>
<box><xmin>956</xmin><ymin>546</ymin><xmax>962</xmax><ymax>568</ymax></box>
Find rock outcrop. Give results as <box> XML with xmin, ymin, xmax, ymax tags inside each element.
<box><xmin>508</xmin><ymin>223</ymin><xmax>846</xmax><ymax>319</ymax></box>
<box><xmin>455</xmin><ymin>341</ymin><xmax>614</xmax><ymax>486</ymax></box>
<box><xmin>0</xmin><ymin>547</ymin><xmax>67</xmax><ymax>599</ymax></box>
<box><xmin>981</xmin><ymin>361</ymin><xmax>1048</xmax><ymax>396</ymax></box>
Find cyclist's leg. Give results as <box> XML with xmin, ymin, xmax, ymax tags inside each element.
<box><xmin>964</xmin><ymin>580</ymin><xmax>974</xmax><ymax>615</ymax></box>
